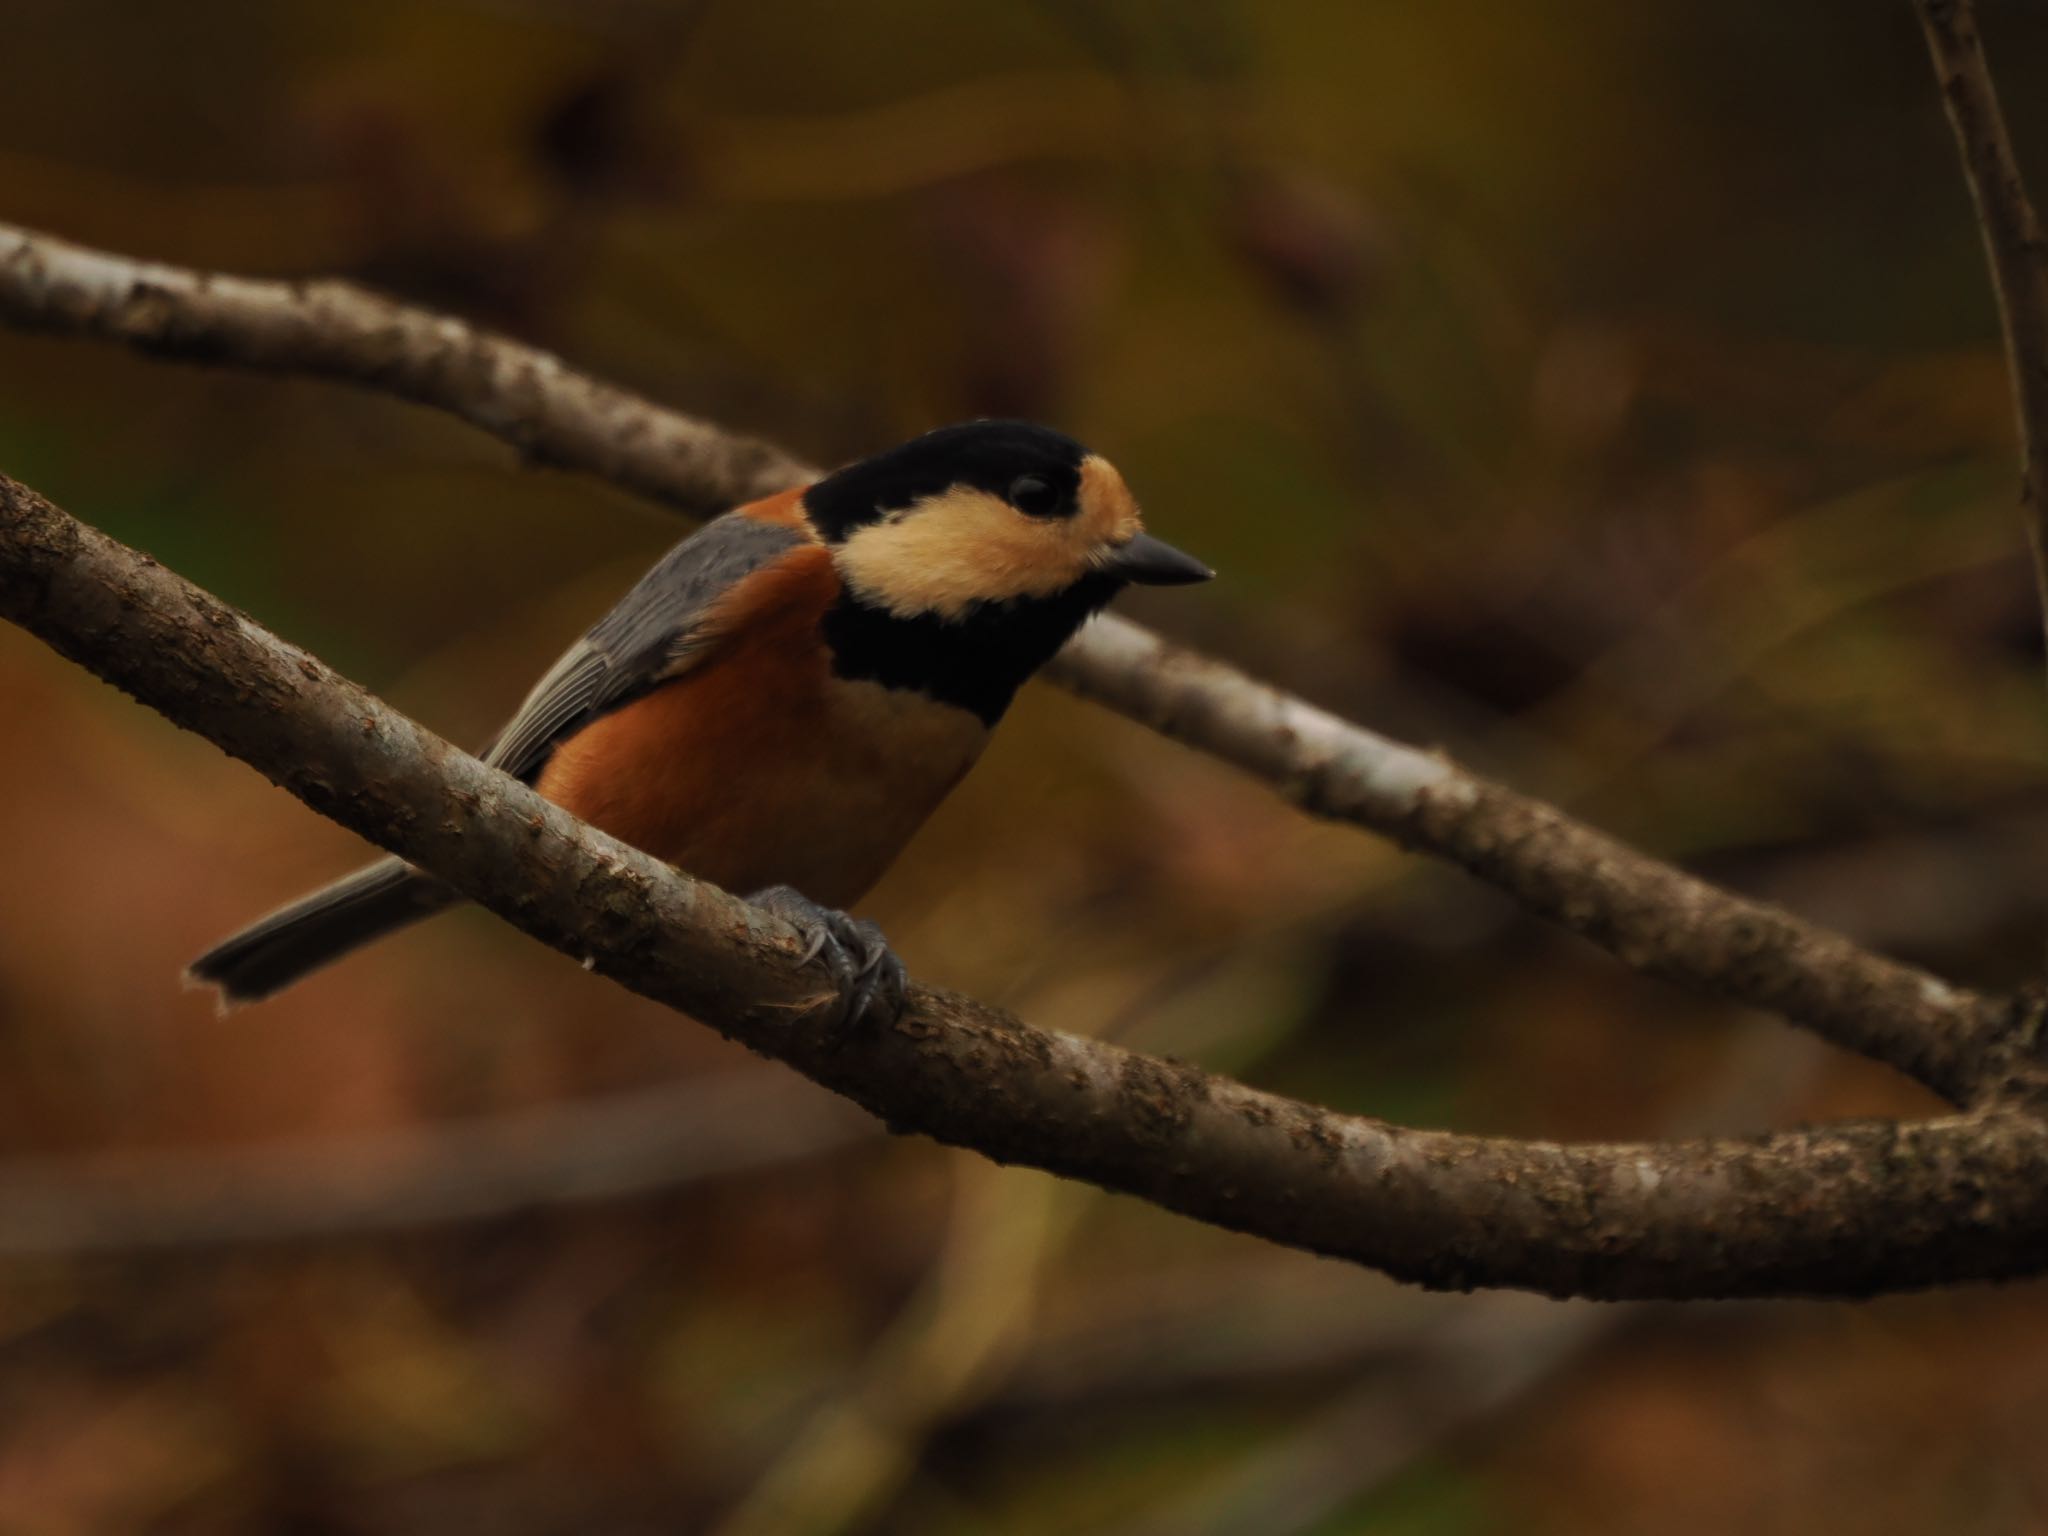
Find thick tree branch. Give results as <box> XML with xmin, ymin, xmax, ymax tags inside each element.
<box><xmin>1915</xmin><ymin>0</ymin><xmax>2048</xmax><ymax>660</ymax></box>
<box><xmin>0</xmin><ymin>221</ymin><xmax>2016</xmax><ymax>1104</ymax></box>
<box><xmin>6</xmin><ymin>471</ymin><xmax>2048</xmax><ymax>1300</ymax></box>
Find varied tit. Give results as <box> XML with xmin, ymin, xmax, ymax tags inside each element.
<box><xmin>188</xmin><ymin>419</ymin><xmax>1212</xmax><ymax>1019</ymax></box>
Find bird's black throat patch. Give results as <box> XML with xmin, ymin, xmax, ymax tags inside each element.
<box><xmin>820</xmin><ymin>576</ymin><xmax>1120</xmax><ymax>726</ymax></box>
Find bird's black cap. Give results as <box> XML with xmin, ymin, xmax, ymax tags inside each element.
<box><xmin>804</xmin><ymin>420</ymin><xmax>1087</xmax><ymax>541</ymax></box>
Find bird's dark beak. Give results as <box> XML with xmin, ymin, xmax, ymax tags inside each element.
<box><xmin>1102</xmin><ymin>532</ymin><xmax>1215</xmax><ymax>586</ymax></box>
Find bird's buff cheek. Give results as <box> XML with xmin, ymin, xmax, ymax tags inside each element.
<box><xmin>834</xmin><ymin>488</ymin><xmax>1098</xmax><ymax>618</ymax></box>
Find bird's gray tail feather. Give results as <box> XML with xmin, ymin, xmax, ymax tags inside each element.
<box><xmin>186</xmin><ymin>858</ymin><xmax>459</xmax><ymax>1006</ymax></box>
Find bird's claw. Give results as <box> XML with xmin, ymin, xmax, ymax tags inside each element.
<box><xmin>749</xmin><ymin>886</ymin><xmax>907</xmax><ymax>1028</ymax></box>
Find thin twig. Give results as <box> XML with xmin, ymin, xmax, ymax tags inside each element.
<box><xmin>0</xmin><ymin>220</ymin><xmax>2017</xmax><ymax>1104</ymax></box>
<box><xmin>0</xmin><ymin>1073</ymin><xmax>871</xmax><ymax>1254</ymax></box>
<box><xmin>1915</xmin><ymin>0</ymin><xmax>2048</xmax><ymax>661</ymax></box>
<box><xmin>709</xmin><ymin>1161</ymin><xmax>1074</xmax><ymax>1536</ymax></box>
<box><xmin>1117</xmin><ymin>1298</ymin><xmax>1625</xmax><ymax>1536</ymax></box>
<box><xmin>5</xmin><ymin>472</ymin><xmax>2048</xmax><ymax>1299</ymax></box>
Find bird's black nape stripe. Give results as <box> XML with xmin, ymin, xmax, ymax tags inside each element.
<box><xmin>822</xmin><ymin>575</ymin><xmax>1121</xmax><ymax>726</ymax></box>
<box><xmin>804</xmin><ymin>420</ymin><xmax>1087</xmax><ymax>540</ymax></box>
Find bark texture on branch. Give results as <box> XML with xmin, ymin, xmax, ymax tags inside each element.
<box><xmin>0</xmin><ymin>220</ymin><xmax>2015</xmax><ymax>1104</ymax></box>
<box><xmin>5</xmin><ymin>469</ymin><xmax>2048</xmax><ymax>1301</ymax></box>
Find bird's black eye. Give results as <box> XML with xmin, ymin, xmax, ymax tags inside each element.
<box><xmin>1008</xmin><ymin>473</ymin><xmax>1063</xmax><ymax>518</ymax></box>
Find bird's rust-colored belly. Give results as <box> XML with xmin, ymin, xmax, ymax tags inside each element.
<box><xmin>532</xmin><ymin>624</ymin><xmax>988</xmax><ymax>909</ymax></box>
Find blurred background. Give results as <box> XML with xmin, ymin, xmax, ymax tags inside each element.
<box><xmin>4</xmin><ymin>0</ymin><xmax>2048</xmax><ymax>1530</ymax></box>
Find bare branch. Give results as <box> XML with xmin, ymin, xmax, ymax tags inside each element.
<box><xmin>0</xmin><ymin>225</ymin><xmax>811</xmax><ymax>516</ymax></box>
<box><xmin>0</xmin><ymin>221</ymin><xmax>2015</xmax><ymax>1103</ymax></box>
<box><xmin>6</xmin><ymin>470</ymin><xmax>2048</xmax><ymax>1299</ymax></box>
<box><xmin>1053</xmin><ymin>619</ymin><xmax>2019</xmax><ymax>1105</ymax></box>
<box><xmin>1915</xmin><ymin>0</ymin><xmax>2048</xmax><ymax>659</ymax></box>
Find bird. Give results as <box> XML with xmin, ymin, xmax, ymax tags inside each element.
<box><xmin>187</xmin><ymin>419</ymin><xmax>1212</xmax><ymax>1020</ymax></box>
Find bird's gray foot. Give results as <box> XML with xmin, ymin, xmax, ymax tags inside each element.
<box><xmin>748</xmin><ymin>885</ymin><xmax>906</xmax><ymax>1027</ymax></box>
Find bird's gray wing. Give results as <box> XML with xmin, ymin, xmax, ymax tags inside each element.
<box><xmin>483</xmin><ymin>511</ymin><xmax>811</xmax><ymax>783</ymax></box>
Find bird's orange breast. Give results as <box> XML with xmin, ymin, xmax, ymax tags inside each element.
<box><xmin>531</xmin><ymin>545</ymin><xmax>989</xmax><ymax>908</ymax></box>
